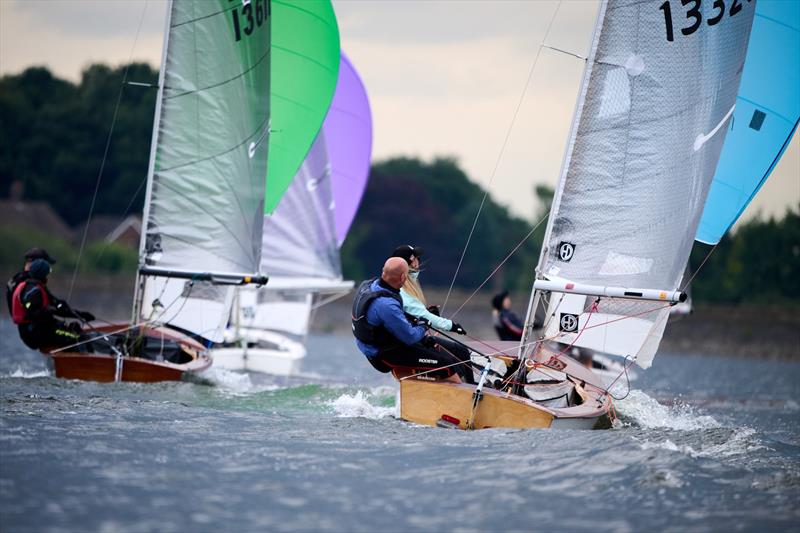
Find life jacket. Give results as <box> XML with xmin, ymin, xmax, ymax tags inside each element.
<box><xmin>6</xmin><ymin>271</ymin><xmax>28</xmax><ymax>317</ymax></box>
<box><xmin>11</xmin><ymin>280</ymin><xmax>49</xmax><ymax>325</ymax></box>
<box><xmin>351</xmin><ymin>278</ymin><xmax>404</xmax><ymax>348</ymax></box>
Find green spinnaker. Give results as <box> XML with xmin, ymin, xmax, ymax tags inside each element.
<box><xmin>266</xmin><ymin>0</ymin><xmax>340</xmax><ymax>213</ymax></box>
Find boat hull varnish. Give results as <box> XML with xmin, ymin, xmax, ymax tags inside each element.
<box><xmin>397</xmin><ymin>349</ymin><xmax>613</xmax><ymax>430</ymax></box>
<box><xmin>43</xmin><ymin>324</ymin><xmax>210</xmax><ymax>383</ymax></box>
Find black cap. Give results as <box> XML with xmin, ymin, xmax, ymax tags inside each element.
<box><xmin>29</xmin><ymin>259</ymin><xmax>51</xmax><ymax>281</ymax></box>
<box><xmin>391</xmin><ymin>245</ymin><xmax>424</xmax><ymax>264</ymax></box>
<box><xmin>492</xmin><ymin>290</ymin><xmax>509</xmax><ymax>311</ymax></box>
<box><xmin>24</xmin><ymin>247</ymin><xmax>56</xmax><ymax>264</ymax></box>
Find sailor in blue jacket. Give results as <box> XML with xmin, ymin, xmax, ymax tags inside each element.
<box><xmin>352</xmin><ymin>257</ymin><xmax>475</xmax><ymax>383</ymax></box>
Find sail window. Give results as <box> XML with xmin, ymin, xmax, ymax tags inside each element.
<box><xmin>598</xmin><ymin>251</ymin><xmax>653</xmax><ymax>276</ymax></box>
<box><xmin>749</xmin><ymin>110</ymin><xmax>766</xmax><ymax>131</ymax></box>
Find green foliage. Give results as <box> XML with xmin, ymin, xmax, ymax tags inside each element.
<box><xmin>0</xmin><ymin>226</ymin><xmax>136</xmax><ymax>274</ymax></box>
<box><xmin>690</xmin><ymin>206</ymin><xmax>800</xmax><ymax>305</ymax></box>
<box><xmin>83</xmin><ymin>241</ymin><xmax>138</xmax><ymax>274</ymax></box>
<box><xmin>2</xmin><ymin>64</ymin><xmax>796</xmax><ymax>305</ymax></box>
<box><xmin>342</xmin><ymin>156</ymin><xmax>541</xmax><ymax>291</ymax></box>
<box><xmin>0</xmin><ymin>225</ymin><xmax>78</xmax><ymax>272</ymax></box>
<box><xmin>1</xmin><ymin>63</ymin><xmax>157</xmax><ymax>224</ymax></box>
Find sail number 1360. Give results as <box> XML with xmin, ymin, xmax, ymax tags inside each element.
<box><xmin>231</xmin><ymin>0</ymin><xmax>270</xmax><ymax>42</ymax></box>
<box><xmin>659</xmin><ymin>0</ymin><xmax>751</xmax><ymax>42</ymax></box>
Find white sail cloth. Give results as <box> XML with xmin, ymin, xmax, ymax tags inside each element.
<box><xmin>138</xmin><ymin>0</ymin><xmax>271</xmax><ymax>342</ymax></box>
<box><xmin>233</xmin><ymin>131</ymin><xmax>348</xmax><ymax>339</ymax></box>
<box><xmin>538</xmin><ymin>0</ymin><xmax>755</xmax><ymax>367</ymax></box>
<box><xmin>261</xmin><ymin>133</ymin><xmax>341</xmax><ymax>280</ymax></box>
<box><xmin>142</xmin><ymin>0</ymin><xmax>270</xmax><ymax>274</ymax></box>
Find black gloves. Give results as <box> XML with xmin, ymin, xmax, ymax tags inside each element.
<box><xmin>421</xmin><ymin>336</ymin><xmax>437</xmax><ymax>348</ymax></box>
<box><xmin>450</xmin><ymin>322</ymin><xmax>467</xmax><ymax>335</ymax></box>
<box><xmin>77</xmin><ymin>310</ymin><xmax>95</xmax><ymax>322</ymax></box>
<box><xmin>427</xmin><ymin>305</ymin><xmax>441</xmax><ymax>316</ymax></box>
<box><xmin>416</xmin><ymin>316</ymin><xmax>431</xmax><ymax>328</ymax></box>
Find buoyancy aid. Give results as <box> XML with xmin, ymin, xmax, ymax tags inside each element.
<box><xmin>12</xmin><ymin>280</ymin><xmax>49</xmax><ymax>325</ymax></box>
<box><xmin>351</xmin><ymin>278</ymin><xmax>404</xmax><ymax>348</ymax></box>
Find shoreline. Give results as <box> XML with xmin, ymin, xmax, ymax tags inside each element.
<box><xmin>5</xmin><ymin>272</ymin><xmax>797</xmax><ymax>360</ymax></box>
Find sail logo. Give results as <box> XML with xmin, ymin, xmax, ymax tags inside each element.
<box><xmin>559</xmin><ymin>313</ymin><xmax>579</xmax><ymax>333</ymax></box>
<box><xmin>558</xmin><ymin>242</ymin><xmax>575</xmax><ymax>262</ymax></box>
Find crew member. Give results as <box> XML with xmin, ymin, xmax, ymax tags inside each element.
<box><xmin>352</xmin><ymin>257</ymin><xmax>475</xmax><ymax>383</ymax></box>
<box><xmin>12</xmin><ymin>259</ymin><xmax>93</xmax><ymax>350</ymax></box>
<box><xmin>492</xmin><ymin>290</ymin><xmax>524</xmax><ymax>341</ymax></box>
<box><xmin>390</xmin><ymin>244</ymin><xmax>473</xmax><ymax>363</ymax></box>
<box><xmin>6</xmin><ymin>247</ymin><xmax>57</xmax><ymax>317</ymax></box>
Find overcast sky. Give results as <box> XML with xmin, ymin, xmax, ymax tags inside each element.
<box><xmin>1</xmin><ymin>0</ymin><xmax>797</xmax><ymax>224</ymax></box>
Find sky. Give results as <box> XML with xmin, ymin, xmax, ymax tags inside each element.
<box><xmin>1</xmin><ymin>0</ymin><xmax>797</xmax><ymax>225</ymax></box>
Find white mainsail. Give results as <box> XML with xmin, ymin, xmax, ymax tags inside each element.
<box><xmin>136</xmin><ymin>0</ymin><xmax>271</xmax><ymax>342</ymax></box>
<box><xmin>529</xmin><ymin>0</ymin><xmax>755</xmax><ymax>368</ymax></box>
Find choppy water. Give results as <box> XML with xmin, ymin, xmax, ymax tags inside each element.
<box><xmin>1</xmin><ymin>319</ymin><xmax>798</xmax><ymax>532</ymax></box>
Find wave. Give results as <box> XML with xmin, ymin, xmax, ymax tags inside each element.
<box><xmin>327</xmin><ymin>388</ymin><xmax>397</xmax><ymax>420</ymax></box>
<box><xmin>614</xmin><ymin>389</ymin><xmax>720</xmax><ymax>430</ymax></box>
<box><xmin>197</xmin><ymin>367</ymin><xmax>280</xmax><ymax>395</ymax></box>
<box><xmin>638</xmin><ymin>427</ymin><xmax>767</xmax><ymax>459</ymax></box>
<box><xmin>1</xmin><ymin>367</ymin><xmax>49</xmax><ymax>379</ymax></box>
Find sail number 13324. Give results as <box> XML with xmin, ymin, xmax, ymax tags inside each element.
<box><xmin>659</xmin><ymin>0</ymin><xmax>751</xmax><ymax>42</ymax></box>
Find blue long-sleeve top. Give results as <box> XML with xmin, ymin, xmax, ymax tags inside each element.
<box><xmin>400</xmin><ymin>287</ymin><xmax>453</xmax><ymax>331</ymax></box>
<box><xmin>356</xmin><ymin>279</ymin><xmax>426</xmax><ymax>358</ymax></box>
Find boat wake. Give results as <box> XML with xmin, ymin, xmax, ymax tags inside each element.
<box><xmin>1</xmin><ymin>367</ymin><xmax>50</xmax><ymax>379</ymax></box>
<box><xmin>327</xmin><ymin>388</ymin><xmax>397</xmax><ymax>420</ymax></box>
<box><xmin>198</xmin><ymin>367</ymin><xmax>280</xmax><ymax>395</ymax></box>
<box><xmin>614</xmin><ymin>389</ymin><xmax>720</xmax><ymax>430</ymax></box>
<box><xmin>638</xmin><ymin>426</ymin><xmax>766</xmax><ymax>458</ymax></box>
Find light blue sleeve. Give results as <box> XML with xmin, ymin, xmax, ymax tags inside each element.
<box><xmin>400</xmin><ymin>288</ymin><xmax>453</xmax><ymax>331</ymax></box>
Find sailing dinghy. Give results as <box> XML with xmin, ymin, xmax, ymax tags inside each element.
<box><xmin>398</xmin><ymin>0</ymin><xmax>758</xmax><ymax>429</ymax></box>
<box><xmin>45</xmin><ymin>0</ymin><xmax>272</xmax><ymax>382</ymax></box>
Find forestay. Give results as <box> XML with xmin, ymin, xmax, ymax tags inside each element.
<box><xmin>535</xmin><ymin>0</ymin><xmax>755</xmax><ymax>368</ymax></box>
<box><xmin>696</xmin><ymin>0</ymin><xmax>800</xmax><ymax>244</ymax></box>
<box><xmin>138</xmin><ymin>0</ymin><xmax>271</xmax><ymax>341</ymax></box>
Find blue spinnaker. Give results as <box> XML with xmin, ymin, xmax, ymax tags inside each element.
<box><xmin>696</xmin><ymin>0</ymin><xmax>800</xmax><ymax>245</ymax></box>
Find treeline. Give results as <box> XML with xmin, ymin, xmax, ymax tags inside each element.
<box><xmin>0</xmin><ymin>64</ymin><xmax>157</xmax><ymax>225</ymax></box>
<box><xmin>1</xmin><ymin>64</ymin><xmax>797</xmax><ymax>303</ymax></box>
<box><xmin>340</xmin><ymin>157</ymin><xmax>541</xmax><ymax>291</ymax></box>
<box><xmin>688</xmin><ymin>207</ymin><xmax>799</xmax><ymax>305</ymax></box>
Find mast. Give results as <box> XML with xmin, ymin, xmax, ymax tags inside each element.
<box><xmin>132</xmin><ymin>0</ymin><xmax>173</xmax><ymax>324</ymax></box>
<box><xmin>519</xmin><ymin>0</ymin><xmax>609</xmax><ymax>355</ymax></box>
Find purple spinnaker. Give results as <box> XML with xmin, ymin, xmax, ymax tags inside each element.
<box><xmin>323</xmin><ymin>53</ymin><xmax>373</xmax><ymax>246</ymax></box>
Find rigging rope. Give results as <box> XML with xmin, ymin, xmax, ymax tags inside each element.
<box><xmin>67</xmin><ymin>0</ymin><xmax>150</xmax><ymax>300</ymax></box>
<box><xmin>449</xmin><ymin>211</ymin><xmax>549</xmax><ymax>320</ymax></box>
<box><xmin>680</xmin><ymin>243</ymin><xmax>720</xmax><ymax>292</ymax></box>
<box><xmin>441</xmin><ymin>0</ymin><xmax>564</xmax><ymax>312</ymax></box>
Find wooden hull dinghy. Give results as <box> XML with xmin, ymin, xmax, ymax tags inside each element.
<box><xmin>44</xmin><ymin>323</ymin><xmax>210</xmax><ymax>383</ymax></box>
<box><xmin>396</xmin><ymin>342</ymin><xmax>613</xmax><ymax>430</ymax></box>
<box><xmin>398</xmin><ymin>0</ymin><xmax>766</xmax><ymax>431</ymax></box>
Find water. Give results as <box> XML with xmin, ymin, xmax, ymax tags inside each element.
<box><xmin>1</xmin><ymin>319</ymin><xmax>798</xmax><ymax>532</ymax></box>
